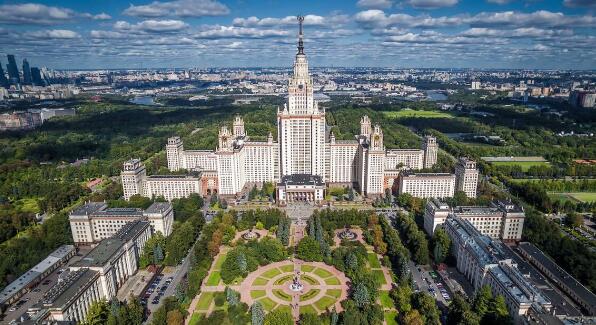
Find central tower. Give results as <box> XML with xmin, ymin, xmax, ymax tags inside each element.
<box><xmin>278</xmin><ymin>16</ymin><xmax>326</xmax><ymax>178</ymax></box>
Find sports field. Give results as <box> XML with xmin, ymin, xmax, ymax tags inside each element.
<box><xmin>490</xmin><ymin>161</ymin><xmax>550</xmax><ymax>171</ymax></box>
<box><xmin>548</xmin><ymin>192</ymin><xmax>596</xmax><ymax>203</ymax></box>
<box><xmin>382</xmin><ymin>110</ymin><xmax>453</xmax><ymax>119</ymax></box>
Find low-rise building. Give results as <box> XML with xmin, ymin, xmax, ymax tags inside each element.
<box><xmin>69</xmin><ymin>202</ymin><xmax>173</xmax><ymax>244</ymax></box>
<box><xmin>277</xmin><ymin>174</ymin><xmax>325</xmax><ymax>205</ymax></box>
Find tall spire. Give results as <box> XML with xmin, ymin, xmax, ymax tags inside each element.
<box><xmin>297</xmin><ymin>15</ymin><xmax>305</xmax><ymax>55</ymax></box>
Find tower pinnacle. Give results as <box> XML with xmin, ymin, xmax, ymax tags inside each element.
<box><xmin>297</xmin><ymin>15</ymin><xmax>305</xmax><ymax>55</ymax></box>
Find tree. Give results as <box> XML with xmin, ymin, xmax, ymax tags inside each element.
<box><xmin>566</xmin><ymin>212</ymin><xmax>583</xmax><ymax>228</ymax></box>
<box><xmin>153</xmin><ymin>245</ymin><xmax>164</xmax><ymax>265</ymax></box>
<box><xmin>390</xmin><ymin>284</ymin><xmax>412</xmax><ymax>313</ymax></box>
<box><xmin>166</xmin><ymin>310</ymin><xmax>184</xmax><ymax>325</ymax></box>
<box><xmin>412</xmin><ymin>292</ymin><xmax>440</xmax><ymax>325</ymax></box>
<box><xmin>264</xmin><ymin>308</ymin><xmax>293</xmax><ymax>325</ymax></box>
<box><xmin>472</xmin><ymin>286</ymin><xmax>492</xmax><ymax>318</ymax></box>
<box><xmin>482</xmin><ymin>295</ymin><xmax>512</xmax><ymax>325</ymax></box>
<box><xmin>403</xmin><ymin>309</ymin><xmax>424</xmax><ymax>325</ymax></box>
<box><xmin>251</xmin><ymin>301</ymin><xmax>265</xmax><ymax>325</ymax></box>
<box><xmin>345</xmin><ymin>253</ymin><xmax>358</xmax><ymax>270</ymax></box>
<box><xmin>225</xmin><ymin>286</ymin><xmax>240</xmax><ymax>306</ymax></box>
<box><xmin>126</xmin><ymin>296</ymin><xmax>145</xmax><ymax>325</ymax></box>
<box><xmin>447</xmin><ymin>294</ymin><xmax>478</xmax><ymax>325</ymax></box>
<box><xmin>353</xmin><ymin>282</ymin><xmax>370</xmax><ymax>307</ymax></box>
<box><xmin>296</xmin><ymin>236</ymin><xmax>323</xmax><ymax>262</ymax></box>
<box><xmin>330</xmin><ymin>307</ymin><xmax>338</xmax><ymax>325</ymax></box>
<box><xmin>82</xmin><ymin>300</ymin><xmax>110</xmax><ymax>325</ymax></box>
<box><xmin>432</xmin><ymin>227</ymin><xmax>451</xmax><ymax>264</ymax></box>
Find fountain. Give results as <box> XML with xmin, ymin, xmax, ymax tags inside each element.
<box><xmin>338</xmin><ymin>226</ymin><xmax>357</xmax><ymax>240</ymax></box>
<box><xmin>289</xmin><ymin>275</ymin><xmax>303</xmax><ymax>292</ymax></box>
<box><xmin>242</xmin><ymin>228</ymin><xmax>260</xmax><ymax>240</ymax></box>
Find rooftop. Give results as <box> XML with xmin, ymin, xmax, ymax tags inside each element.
<box><xmin>70</xmin><ymin>202</ymin><xmax>107</xmax><ymax>216</ymax></box>
<box><xmin>145</xmin><ymin>202</ymin><xmax>173</xmax><ymax>214</ymax></box>
<box><xmin>279</xmin><ymin>174</ymin><xmax>324</xmax><ymax>186</ymax></box>
<box><xmin>73</xmin><ymin>221</ymin><xmax>149</xmax><ymax>268</ymax></box>
<box><xmin>518</xmin><ymin>242</ymin><xmax>596</xmax><ymax>309</ymax></box>
<box><xmin>0</xmin><ymin>245</ymin><xmax>75</xmax><ymax>305</ymax></box>
<box><xmin>402</xmin><ymin>172</ymin><xmax>455</xmax><ymax>178</ymax></box>
<box><xmin>41</xmin><ymin>268</ymin><xmax>99</xmax><ymax>308</ymax></box>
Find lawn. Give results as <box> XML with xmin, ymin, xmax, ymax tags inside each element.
<box><xmin>368</xmin><ymin>253</ymin><xmax>382</xmax><ymax>268</ymax></box>
<box><xmin>196</xmin><ymin>292</ymin><xmax>214</xmax><ymax>310</ymax></box>
<box><xmin>15</xmin><ymin>198</ymin><xmax>40</xmax><ymax>213</ymax></box>
<box><xmin>300</xmin><ymin>289</ymin><xmax>320</xmax><ymax>301</ymax></box>
<box><xmin>205</xmin><ymin>271</ymin><xmax>221</xmax><ymax>286</ymax></box>
<box><xmin>383</xmin><ymin>110</ymin><xmax>453</xmax><ymax>119</ymax></box>
<box><xmin>302</xmin><ymin>275</ymin><xmax>320</xmax><ymax>285</ymax></box>
<box><xmin>261</xmin><ymin>268</ymin><xmax>282</xmax><ymax>279</ymax></box>
<box><xmin>258</xmin><ymin>297</ymin><xmax>277</xmax><ymax>311</ymax></box>
<box><xmin>379</xmin><ymin>291</ymin><xmax>395</xmax><ymax>309</ymax></box>
<box><xmin>273</xmin><ymin>289</ymin><xmax>292</xmax><ymax>302</ymax></box>
<box><xmin>301</xmin><ymin>265</ymin><xmax>315</xmax><ymax>272</ymax></box>
<box><xmin>274</xmin><ymin>275</ymin><xmax>293</xmax><ymax>285</ymax></box>
<box><xmin>250</xmin><ymin>290</ymin><xmax>266</xmax><ymax>299</ymax></box>
<box><xmin>188</xmin><ymin>313</ymin><xmax>203</xmax><ymax>325</ymax></box>
<box><xmin>314</xmin><ymin>296</ymin><xmax>336</xmax><ymax>310</ymax></box>
<box><xmin>385</xmin><ymin>311</ymin><xmax>399</xmax><ymax>325</ymax></box>
<box><xmin>373</xmin><ymin>270</ymin><xmax>386</xmax><ymax>285</ymax></box>
<box><xmin>300</xmin><ymin>305</ymin><xmax>318</xmax><ymax>315</ymax></box>
<box><xmin>313</xmin><ymin>268</ymin><xmax>333</xmax><ymax>279</ymax></box>
<box><xmin>324</xmin><ymin>277</ymin><xmax>341</xmax><ymax>285</ymax></box>
<box><xmin>253</xmin><ymin>277</ymin><xmax>269</xmax><ymax>286</ymax></box>
<box><xmin>491</xmin><ymin>161</ymin><xmax>550</xmax><ymax>171</ymax></box>
<box><xmin>327</xmin><ymin>289</ymin><xmax>342</xmax><ymax>298</ymax></box>
<box><xmin>279</xmin><ymin>264</ymin><xmax>294</xmax><ymax>272</ymax></box>
<box><xmin>275</xmin><ymin>305</ymin><xmax>292</xmax><ymax>314</ymax></box>
<box><xmin>213</xmin><ymin>254</ymin><xmax>227</xmax><ymax>270</ymax></box>
<box><xmin>569</xmin><ymin>192</ymin><xmax>596</xmax><ymax>202</ymax></box>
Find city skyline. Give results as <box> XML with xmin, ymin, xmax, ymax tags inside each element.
<box><xmin>0</xmin><ymin>0</ymin><xmax>594</xmax><ymax>70</ymax></box>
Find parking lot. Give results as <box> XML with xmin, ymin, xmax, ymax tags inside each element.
<box><xmin>408</xmin><ymin>261</ymin><xmax>452</xmax><ymax>309</ymax></box>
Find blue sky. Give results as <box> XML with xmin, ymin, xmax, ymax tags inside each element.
<box><xmin>0</xmin><ymin>0</ymin><xmax>594</xmax><ymax>69</ymax></box>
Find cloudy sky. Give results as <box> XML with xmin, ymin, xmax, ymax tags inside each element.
<box><xmin>0</xmin><ymin>0</ymin><xmax>594</xmax><ymax>69</ymax></box>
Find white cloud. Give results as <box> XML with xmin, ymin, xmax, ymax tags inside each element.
<box><xmin>355</xmin><ymin>10</ymin><xmax>465</xmax><ymax>28</ymax></box>
<box><xmin>90</xmin><ymin>30</ymin><xmax>128</xmax><ymax>39</ymax></box>
<box><xmin>404</xmin><ymin>0</ymin><xmax>458</xmax><ymax>9</ymax></box>
<box><xmin>113</xmin><ymin>20</ymin><xmax>189</xmax><ymax>33</ymax></box>
<box><xmin>123</xmin><ymin>0</ymin><xmax>229</xmax><ymax>18</ymax></box>
<box><xmin>24</xmin><ymin>29</ymin><xmax>80</xmax><ymax>39</ymax></box>
<box><xmin>232</xmin><ymin>14</ymin><xmax>350</xmax><ymax>28</ymax></box>
<box><xmin>357</xmin><ymin>0</ymin><xmax>393</xmax><ymax>9</ymax></box>
<box><xmin>460</xmin><ymin>27</ymin><xmax>573</xmax><ymax>38</ymax></box>
<box><xmin>0</xmin><ymin>3</ymin><xmax>75</xmax><ymax>24</ymax></box>
<box><xmin>194</xmin><ymin>26</ymin><xmax>289</xmax><ymax>39</ymax></box>
<box><xmin>93</xmin><ymin>13</ymin><xmax>112</xmax><ymax>20</ymax></box>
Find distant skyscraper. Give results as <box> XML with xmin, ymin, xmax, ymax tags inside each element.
<box><xmin>31</xmin><ymin>67</ymin><xmax>44</xmax><ymax>86</ymax></box>
<box><xmin>0</xmin><ymin>63</ymin><xmax>8</xmax><ymax>88</ymax></box>
<box><xmin>6</xmin><ymin>55</ymin><xmax>20</xmax><ymax>85</ymax></box>
<box><xmin>22</xmin><ymin>59</ymin><xmax>32</xmax><ymax>85</ymax></box>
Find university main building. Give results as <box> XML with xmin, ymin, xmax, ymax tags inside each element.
<box><xmin>122</xmin><ymin>18</ymin><xmax>477</xmax><ymax>204</ymax></box>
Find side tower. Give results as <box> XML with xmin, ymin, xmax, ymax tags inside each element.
<box><xmin>121</xmin><ymin>159</ymin><xmax>147</xmax><ymax>200</ymax></box>
<box><xmin>455</xmin><ymin>157</ymin><xmax>479</xmax><ymax>198</ymax></box>
<box><xmin>360</xmin><ymin>115</ymin><xmax>372</xmax><ymax>138</ymax></box>
<box><xmin>365</xmin><ymin>124</ymin><xmax>386</xmax><ymax>196</ymax></box>
<box><xmin>233</xmin><ymin>115</ymin><xmax>245</xmax><ymax>137</ymax></box>
<box><xmin>166</xmin><ymin>136</ymin><xmax>184</xmax><ymax>171</ymax></box>
<box><xmin>422</xmin><ymin>135</ymin><xmax>438</xmax><ymax>169</ymax></box>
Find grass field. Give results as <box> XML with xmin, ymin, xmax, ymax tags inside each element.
<box><xmin>196</xmin><ymin>292</ymin><xmax>214</xmax><ymax>310</ymax></box>
<box><xmin>253</xmin><ymin>277</ymin><xmax>269</xmax><ymax>285</ymax></box>
<box><xmin>383</xmin><ymin>110</ymin><xmax>453</xmax><ymax>119</ymax></box>
<box><xmin>313</xmin><ymin>268</ymin><xmax>333</xmax><ymax>278</ymax></box>
<box><xmin>300</xmin><ymin>305</ymin><xmax>317</xmax><ymax>315</ymax></box>
<box><xmin>324</xmin><ymin>277</ymin><xmax>341</xmax><ymax>285</ymax></box>
<box><xmin>279</xmin><ymin>265</ymin><xmax>294</xmax><ymax>272</ymax></box>
<box><xmin>205</xmin><ymin>271</ymin><xmax>221</xmax><ymax>286</ymax></box>
<box><xmin>327</xmin><ymin>289</ymin><xmax>342</xmax><ymax>298</ymax></box>
<box><xmin>261</xmin><ymin>268</ymin><xmax>281</xmax><ymax>279</ymax></box>
<box><xmin>213</xmin><ymin>254</ymin><xmax>227</xmax><ymax>269</ymax></box>
<box><xmin>302</xmin><ymin>275</ymin><xmax>320</xmax><ymax>285</ymax></box>
<box><xmin>314</xmin><ymin>296</ymin><xmax>336</xmax><ymax>310</ymax></box>
<box><xmin>250</xmin><ymin>290</ymin><xmax>266</xmax><ymax>299</ymax></box>
<box><xmin>549</xmin><ymin>192</ymin><xmax>596</xmax><ymax>203</ymax></box>
<box><xmin>301</xmin><ymin>265</ymin><xmax>315</xmax><ymax>272</ymax></box>
<box><xmin>300</xmin><ymin>289</ymin><xmax>320</xmax><ymax>301</ymax></box>
<box><xmin>274</xmin><ymin>275</ymin><xmax>293</xmax><ymax>285</ymax></box>
<box><xmin>373</xmin><ymin>270</ymin><xmax>386</xmax><ymax>285</ymax></box>
<box><xmin>189</xmin><ymin>313</ymin><xmax>203</xmax><ymax>325</ymax></box>
<box><xmin>258</xmin><ymin>297</ymin><xmax>277</xmax><ymax>311</ymax></box>
<box><xmin>379</xmin><ymin>291</ymin><xmax>395</xmax><ymax>309</ymax></box>
<box><xmin>490</xmin><ymin>161</ymin><xmax>550</xmax><ymax>171</ymax></box>
<box><xmin>368</xmin><ymin>253</ymin><xmax>382</xmax><ymax>268</ymax></box>
<box><xmin>273</xmin><ymin>289</ymin><xmax>292</xmax><ymax>302</ymax></box>
<box><xmin>385</xmin><ymin>311</ymin><xmax>399</xmax><ymax>325</ymax></box>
